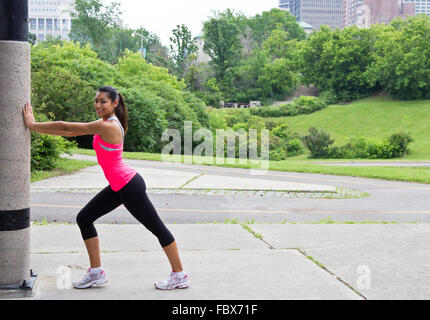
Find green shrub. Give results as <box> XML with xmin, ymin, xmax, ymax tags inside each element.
<box><xmin>350</xmin><ymin>133</ymin><xmax>411</xmax><ymax>159</ymax></box>
<box><xmin>218</xmin><ymin>109</ymin><xmax>252</xmax><ymax>127</ymax></box>
<box><xmin>264</xmin><ymin>119</ymin><xmax>279</xmax><ymax>130</ymax></box>
<box><xmin>201</xmin><ymin>78</ymin><xmax>225</xmax><ymax>107</ymax></box>
<box><xmin>270</xmin><ymin>148</ymin><xmax>287</xmax><ymax>161</ymax></box>
<box><xmin>270</xmin><ymin>123</ymin><xmax>305</xmax><ymax>159</ymax></box>
<box><xmin>287</xmin><ymin>138</ymin><xmax>305</xmax><ymax>157</ymax></box>
<box><xmin>387</xmin><ymin>132</ymin><xmax>414</xmax><ymax>157</ymax></box>
<box><xmin>279</xmin><ymin>103</ymin><xmax>299</xmax><ymax>116</ymax></box>
<box><xmin>250</xmin><ymin>96</ymin><xmax>327</xmax><ymax>118</ymax></box>
<box><xmin>324</xmin><ymin>132</ymin><xmax>414</xmax><ymax>159</ymax></box>
<box><xmin>31</xmin><ymin>113</ymin><xmax>77</xmax><ymax>171</ymax></box>
<box><xmin>302</xmin><ymin>127</ymin><xmax>335</xmax><ymax>159</ymax></box>
<box><xmin>269</xmin><ymin>134</ymin><xmax>283</xmax><ymax>160</ymax></box>
<box><xmin>318</xmin><ymin>89</ymin><xmax>339</xmax><ymax>105</ymax></box>
<box><xmin>293</xmin><ymin>96</ymin><xmax>327</xmax><ymax>114</ymax></box>
<box><xmin>365</xmin><ymin>139</ymin><xmax>395</xmax><ymax>159</ymax></box>
<box><xmin>31</xmin><ymin>133</ymin><xmax>77</xmax><ymax>171</ymax></box>
<box><xmin>251</xmin><ymin>105</ymin><xmax>279</xmax><ymax>117</ymax></box>
<box><xmin>336</xmin><ymin>137</ymin><xmax>369</xmax><ymax>159</ymax></box>
<box><xmin>271</xmin><ymin>123</ymin><xmax>292</xmax><ymax>140</ymax></box>
<box><xmin>208</xmin><ymin>110</ymin><xmax>229</xmax><ymax>133</ymax></box>
<box><xmin>326</xmin><ymin>145</ymin><xmax>343</xmax><ymax>159</ymax></box>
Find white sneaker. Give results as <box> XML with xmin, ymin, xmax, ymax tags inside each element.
<box><xmin>73</xmin><ymin>268</ymin><xmax>108</xmax><ymax>289</ymax></box>
<box><xmin>154</xmin><ymin>271</ymin><xmax>190</xmax><ymax>290</ymax></box>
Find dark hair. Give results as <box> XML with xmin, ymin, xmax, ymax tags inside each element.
<box><xmin>97</xmin><ymin>86</ymin><xmax>128</xmax><ymax>135</ymax></box>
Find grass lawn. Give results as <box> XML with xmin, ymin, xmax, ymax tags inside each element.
<box><xmin>264</xmin><ymin>96</ymin><xmax>430</xmax><ymax>160</ymax></box>
<box><xmin>31</xmin><ymin>157</ymin><xmax>96</xmax><ymax>183</ymax></box>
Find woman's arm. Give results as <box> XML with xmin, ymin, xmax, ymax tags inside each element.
<box><xmin>22</xmin><ymin>102</ymin><xmax>106</xmax><ymax>137</ymax></box>
<box><xmin>29</xmin><ymin>121</ymin><xmax>84</xmax><ymax>137</ymax></box>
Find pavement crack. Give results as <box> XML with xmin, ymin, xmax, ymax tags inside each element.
<box><xmin>296</xmin><ymin>248</ymin><xmax>368</xmax><ymax>300</ymax></box>
<box><xmin>179</xmin><ymin>172</ymin><xmax>206</xmax><ymax>189</ymax></box>
<box><xmin>238</xmin><ymin>221</ymin><xmax>275</xmax><ymax>249</ymax></box>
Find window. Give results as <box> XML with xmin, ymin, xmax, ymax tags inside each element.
<box><xmin>62</xmin><ymin>19</ymin><xmax>69</xmax><ymax>30</ymax></box>
<box><xmin>38</xmin><ymin>18</ymin><xmax>45</xmax><ymax>30</ymax></box>
<box><xmin>29</xmin><ymin>19</ymin><xmax>36</xmax><ymax>31</ymax></box>
<box><xmin>46</xmin><ymin>19</ymin><xmax>53</xmax><ymax>31</ymax></box>
<box><xmin>55</xmin><ymin>19</ymin><xmax>60</xmax><ymax>31</ymax></box>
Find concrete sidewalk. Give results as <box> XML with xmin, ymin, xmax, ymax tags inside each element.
<box><xmin>2</xmin><ymin>223</ymin><xmax>430</xmax><ymax>300</ymax></box>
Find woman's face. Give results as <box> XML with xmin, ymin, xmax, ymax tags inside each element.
<box><xmin>94</xmin><ymin>91</ymin><xmax>117</xmax><ymax>118</ymax></box>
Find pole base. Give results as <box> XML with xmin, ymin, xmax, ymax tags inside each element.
<box><xmin>0</xmin><ymin>269</ymin><xmax>37</xmax><ymax>291</ymax></box>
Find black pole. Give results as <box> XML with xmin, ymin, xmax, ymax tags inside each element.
<box><xmin>0</xmin><ymin>0</ymin><xmax>29</xmax><ymax>41</ymax></box>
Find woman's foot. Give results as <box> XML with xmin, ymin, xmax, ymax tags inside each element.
<box><xmin>154</xmin><ymin>271</ymin><xmax>190</xmax><ymax>290</ymax></box>
<box><xmin>73</xmin><ymin>268</ymin><xmax>108</xmax><ymax>289</ymax></box>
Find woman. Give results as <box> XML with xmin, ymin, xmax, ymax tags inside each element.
<box><xmin>22</xmin><ymin>86</ymin><xmax>189</xmax><ymax>290</ymax></box>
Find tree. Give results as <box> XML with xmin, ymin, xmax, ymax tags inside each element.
<box><xmin>70</xmin><ymin>0</ymin><xmax>174</xmax><ymax>67</ymax></box>
<box><xmin>104</xmin><ymin>27</ymin><xmax>138</xmax><ymax>64</ymax></box>
<box><xmin>70</xmin><ymin>0</ymin><xmax>122</xmax><ymax>59</ymax></box>
<box><xmin>298</xmin><ymin>25</ymin><xmax>376</xmax><ymax>102</ymax></box>
<box><xmin>257</xmin><ymin>58</ymin><xmax>297</xmax><ymax>100</ymax></box>
<box><xmin>249</xmin><ymin>8</ymin><xmax>306</xmax><ymax>46</ymax></box>
<box><xmin>169</xmin><ymin>24</ymin><xmax>198</xmax><ymax>79</ymax></box>
<box><xmin>195</xmin><ymin>8</ymin><xmax>306</xmax><ymax>104</ymax></box>
<box><xmin>222</xmin><ymin>49</ymin><xmax>268</xmax><ymax>102</ymax></box>
<box><xmin>365</xmin><ymin>15</ymin><xmax>430</xmax><ymax>100</ymax></box>
<box><xmin>262</xmin><ymin>27</ymin><xmax>290</xmax><ymax>60</ymax></box>
<box><xmin>203</xmin><ymin>9</ymin><xmax>243</xmax><ymax>81</ymax></box>
<box><xmin>219</xmin><ymin>25</ymin><xmax>299</xmax><ymax>104</ymax></box>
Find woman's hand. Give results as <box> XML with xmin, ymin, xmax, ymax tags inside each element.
<box><xmin>22</xmin><ymin>102</ymin><xmax>36</xmax><ymax>130</ymax></box>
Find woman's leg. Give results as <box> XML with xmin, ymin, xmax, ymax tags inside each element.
<box><xmin>162</xmin><ymin>240</ymin><xmax>183</xmax><ymax>272</ymax></box>
<box><xmin>76</xmin><ymin>185</ymin><xmax>122</xmax><ymax>268</ymax></box>
<box><xmin>119</xmin><ymin>174</ymin><xmax>183</xmax><ymax>271</ymax></box>
<box><xmin>83</xmin><ymin>237</ymin><xmax>102</xmax><ymax>268</ymax></box>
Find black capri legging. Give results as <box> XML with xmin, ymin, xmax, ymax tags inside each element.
<box><xmin>76</xmin><ymin>173</ymin><xmax>175</xmax><ymax>247</ymax></box>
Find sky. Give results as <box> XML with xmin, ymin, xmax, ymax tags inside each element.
<box><xmin>118</xmin><ymin>0</ymin><xmax>279</xmax><ymax>47</ymax></box>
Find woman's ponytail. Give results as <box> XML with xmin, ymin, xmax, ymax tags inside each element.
<box><xmin>115</xmin><ymin>92</ymin><xmax>128</xmax><ymax>135</ymax></box>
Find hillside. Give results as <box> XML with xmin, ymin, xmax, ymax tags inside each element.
<box><xmin>263</xmin><ymin>96</ymin><xmax>430</xmax><ymax>160</ymax></box>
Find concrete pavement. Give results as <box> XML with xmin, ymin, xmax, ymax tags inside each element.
<box><xmin>26</xmin><ymin>224</ymin><xmax>363</xmax><ymax>300</ymax></box>
<box><xmin>3</xmin><ymin>223</ymin><xmax>430</xmax><ymax>300</ymax></box>
<box><xmin>2</xmin><ymin>154</ymin><xmax>430</xmax><ymax>300</ymax></box>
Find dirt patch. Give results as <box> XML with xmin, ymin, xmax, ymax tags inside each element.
<box><xmin>272</xmin><ymin>86</ymin><xmax>319</xmax><ymax>106</ymax></box>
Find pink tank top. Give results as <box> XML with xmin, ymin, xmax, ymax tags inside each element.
<box><xmin>93</xmin><ymin>116</ymin><xmax>137</xmax><ymax>191</ymax></box>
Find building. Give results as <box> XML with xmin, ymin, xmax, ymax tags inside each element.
<box><xmin>344</xmin><ymin>0</ymin><xmax>364</xmax><ymax>27</ymax></box>
<box><xmin>289</xmin><ymin>0</ymin><xmax>345</xmax><ymax>30</ymax></box>
<box><xmin>284</xmin><ymin>0</ymin><xmax>419</xmax><ymax>30</ymax></box>
<box><xmin>279</xmin><ymin>0</ymin><xmax>291</xmax><ymax>11</ymax></box>
<box><xmin>28</xmin><ymin>0</ymin><xmax>75</xmax><ymax>42</ymax></box>
<box><xmin>193</xmin><ymin>32</ymin><xmax>211</xmax><ymax>64</ymax></box>
<box><xmin>402</xmin><ymin>0</ymin><xmax>430</xmax><ymax>15</ymax></box>
<box><xmin>344</xmin><ymin>0</ymin><xmax>416</xmax><ymax>28</ymax></box>
<box><xmin>299</xmin><ymin>21</ymin><xmax>317</xmax><ymax>34</ymax></box>
<box><xmin>400</xmin><ymin>1</ymin><xmax>418</xmax><ymax>17</ymax></box>
<box><xmin>366</xmin><ymin>0</ymin><xmax>405</xmax><ymax>24</ymax></box>
<box><xmin>279</xmin><ymin>1</ymin><xmax>316</xmax><ymax>34</ymax></box>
